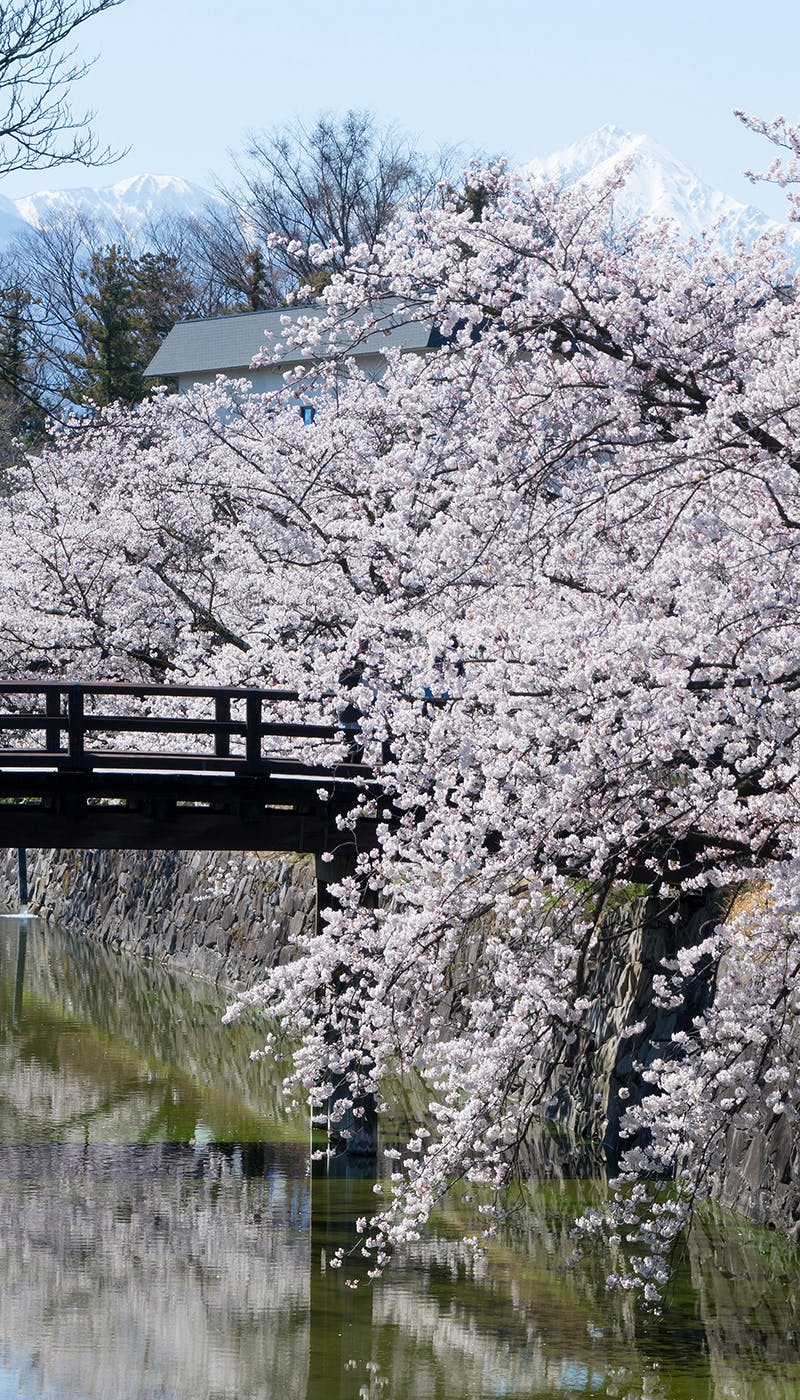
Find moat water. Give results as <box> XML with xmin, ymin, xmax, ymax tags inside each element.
<box><xmin>0</xmin><ymin>914</ymin><xmax>799</xmax><ymax>1399</ymax></box>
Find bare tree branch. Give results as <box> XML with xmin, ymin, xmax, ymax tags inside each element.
<box><xmin>219</xmin><ymin>109</ymin><xmax>459</xmax><ymax>298</ymax></box>
<box><xmin>0</xmin><ymin>0</ymin><xmax>124</xmax><ymax>176</ymax></box>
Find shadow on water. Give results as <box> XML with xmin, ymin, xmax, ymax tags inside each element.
<box><xmin>11</xmin><ymin>918</ymin><xmax>26</xmax><ymax>1027</ymax></box>
<box><xmin>0</xmin><ymin>916</ymin><xmax>800</xmax><ymax>1398</ymax></box>
<box><xmin>307</xmin><ymin>1152</ymin><xmax>376</xmax><ymax>1400</ymax></box>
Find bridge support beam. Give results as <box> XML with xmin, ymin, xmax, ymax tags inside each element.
<box><xmin>16</xmin><ymin>848</ymin><xmax>27</xmax><ymax>909</ymax></box>
<box><xmin>315</xmin><ymin>852</ymin><xmax>378</xmax><ymax>1162</ymax></box>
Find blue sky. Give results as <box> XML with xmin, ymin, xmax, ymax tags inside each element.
<box><xmin>4</xmin><ymin>0</ymin><xmax>798</xmax><ymax>217</ymax></box>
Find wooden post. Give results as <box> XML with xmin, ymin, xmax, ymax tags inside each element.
<box><xmin>315</xmin><ymin>850</ymin><xmax>378</xmax><ymax>1160</ymax></box>
<box><xmin>45</xmin><ymin>687</ymin><xmax>61</xmax><ymax>752</ymax></box>
<box><xmin>245</xmin><ymin>690</ymin><xmax>262</xmax><ymax>769</ymax></box>
<box><xmin>67</xmin><ymin>685</ymin><xmax>85</xmax><ymax>760</ymax></box>
<box><xmin>214</xmin><ymin>693</ymin><xmax>231</xmax><ymax>758</ymax></box>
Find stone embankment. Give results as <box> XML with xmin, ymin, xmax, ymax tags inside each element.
<box><xmin>548</xmin><ymin>893</ymin><xmax>722</xmax><ymax>1162</ymax></box>
<box><xmin>718</xmin><ymin>1082</ymin><xmax>800</xmax><ymax>1237</ymax></box>
<box><xmin>3</xmin><ymin>850</ymin><xmax>799</xmax><ymax>1241</ymax></box>
<box><xmin>0</xmin><ymin>847</ymin><xmax>315</xmax><ymax>988</ymax></box>
<box><xmin>547</xmin><ymin>889</ymin><xmax>800</xmax><ymax>1241</ymax></box>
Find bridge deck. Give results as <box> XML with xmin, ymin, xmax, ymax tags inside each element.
<box><xmin>0</xmin><ymin>682</ymin><xmax>379</xmax><ymax>853</ymax></box>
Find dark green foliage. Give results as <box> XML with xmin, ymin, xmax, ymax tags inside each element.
<box><xmin>72</xmin><ymin>245</ymin><xmax>142</xmax><ymax>406</ymax></box>
<box><xmin>134</xmin><ymin>251</ymin><xmax>195</xmax><ymax>361</ymax></box>
<box><xmin>69</xmin><ymin>244</ymin><xmax>196</xmax><ymax>407</ymax></box>
<box><xmin>456</xmin><ymin>183</ymin><xmax>492</xmax><ymax>222</ymax></box>
<box><xmin>239</xmin><ymin>248</ymin><xmax>273</xmax><ymax>312</ymax></box>
<box><xmin>0</xmin><ymin>280</ymin><xmax>47</xmax><ymax>457</ymax></box>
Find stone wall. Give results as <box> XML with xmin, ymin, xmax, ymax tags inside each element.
<box><xmin>0</xmin><ymin>847</ymin><xmax>316</xmax><ymax>988</ymax></box>
<box><xmin>547</xmin><ymin>892</ymin><xmax>725</xmax><ymax>1162</ymax></box>
<box><xmin>546</xmin><ymin>888</ymin><xmax>800</xmax><ymax>1241</ymax></box>
<box><xmin>5</xmin><ymin>850</ymin><xmax>800</xmax><ymax>1242</ymax></box>
<box><xmin>718</xmin><ymin>1082</ymin><xmax>800</xmax><ymax>1240</ymax></box>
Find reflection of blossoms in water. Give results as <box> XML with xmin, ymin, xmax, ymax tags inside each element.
<box><xmin>356</xmin><ymin>1359</ymin><xmax>390</xmax><ymax>1397</ymax></box>
<box><xmin>2</xmin><ymin>914</ymin><xmax>800</xmax><ymax>1395</ymax></box>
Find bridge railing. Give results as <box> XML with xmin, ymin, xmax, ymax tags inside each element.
<box><xmin>0</xmin><ymin>681</ymin><xmax>370</xmax><ymax>778</ymax></box>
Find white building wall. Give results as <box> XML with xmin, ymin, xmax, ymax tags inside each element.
<box><xmin>175</xmin><ymin>352</ymin><xmax>391</xmax><ymax>397</ymax></box>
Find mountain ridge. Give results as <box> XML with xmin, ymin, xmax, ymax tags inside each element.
<box><xmin>525</xmin><ymin>124</ymin><xmax>800</xmax><ymax>252</ymax></box>
<box><xmin>10</xmin><ymin>173</ymin><xmax>220</xmax><ymax>244</ymax></box>
<box><xmin>0</xmin><ymin>130</ymin><xmax>796</xmax><ymax>253</ymax></box>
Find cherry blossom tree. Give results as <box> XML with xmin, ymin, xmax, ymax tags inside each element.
<box><xmin>737</xmin><ymin>108</ymin><xmax>800</xmax><ymax>219</ymax></box>
<box><xmin>4</xmin><ymin>138</ymin><xmax>800</xmax><ymax>1302</ymax></box>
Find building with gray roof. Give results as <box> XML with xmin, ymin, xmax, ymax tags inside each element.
<box><xmin>144</xmin><ymin>298</ymin><xmax>439</xmax><ymax>395</ymax></box>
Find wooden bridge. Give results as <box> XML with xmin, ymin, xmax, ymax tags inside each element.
<box><xmin>0</xmin><ymin>681</ymin><xmax>378</xmax><ymax>855</ymax></box>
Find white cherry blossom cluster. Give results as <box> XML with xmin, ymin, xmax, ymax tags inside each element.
<box><xmin>5</xmin><ymin>122</ymin><xmax>800</xmax><ymax>1302</ymax></box>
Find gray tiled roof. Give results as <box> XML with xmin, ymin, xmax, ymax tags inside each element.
<box><xmin>145</xmin><ymin>297</ymin><xmax>437</xmax><ymax>378</ymax></box>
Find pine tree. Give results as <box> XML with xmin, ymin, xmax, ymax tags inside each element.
<box><xmin>72</xmin><ymin>245</ymin><xmax>143</xmax><ymax>407</ymax></box>
<box><xmin>70</xmin><ymin>245</ymin><xmax>196</xmax><ymax>408</ymax></box>
<box><xmin>0</xmin><ymin>281</ymin><xmax>46</xmax><ymax>455</ymax></box>
<box><xmin>134</xmin><ymin>250</ymin><xmax>195</xmax><ymax>365</ymax></box>
<box><xmin>239</xmin><ymin>248</ymin><xmax>272</xmax><ymax>311</ymax></box>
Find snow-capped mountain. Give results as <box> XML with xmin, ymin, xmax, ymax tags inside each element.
<box><xmin>525</xmin><ymin>124</ymin><xmax>800</xmax><ymax>253</ymax></box>
<box><xmin>0</xmin><ymin>129</ymin><xmax>796</xmax><ymax>256</ymax></box>
<box><xmin>4</xmin><ymin>173</ymin><xmax>219</xmax><ymax>248</ymax></box>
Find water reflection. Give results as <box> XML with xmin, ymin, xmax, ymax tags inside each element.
<box><xmin>11</xmin><ymin>919</ymin><xmax>25</xmax><ymax>1026</ymax></box>
<box><xmin>0</xmin><ymin>916</ymin><xmax>799</xmax><ymax>1398</ymax></box>
<box><xmin>308</xmin><ymin>1157</ymin><xmax>374</xmax><ymax>1400</ymax></box>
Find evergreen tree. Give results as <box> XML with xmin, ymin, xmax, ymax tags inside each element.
<box><xmin>0</xmin><ymin>280</ymin><xmax>46</xmax><ymax>457</ymax></box>
<box><xmin>72</xmin><ymin>244</ymin><xmax>143</xmax><ymax>407</ymax></box>
<box><xmin>69</xmin><ymin>245</ymin><xmax>196</xmax><ymax>407</ymax></box>
<box><xmin>134</xmin><ymin>250</ymin><xmax>195</xmax><ymax>364</ymax></box>
<box><xmin>239</xmin><ymin>248</ymin><xmax>272</xmax><ymax>311</ymax></box>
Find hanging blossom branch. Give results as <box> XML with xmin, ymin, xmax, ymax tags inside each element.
<box><xmin>3</xmin><ymin>138</ymin><xmax>800</xmax><ymax>1303</ymax></box>
<box><xmin>735</xmin><ymin>109</ymin><xmax>800</xmax><ymax>219</ymax></box>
